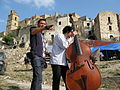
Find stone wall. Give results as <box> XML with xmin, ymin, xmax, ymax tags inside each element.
<box><xmin>94</xmin><ymin>11</ymin><xmax>120</xmax><ymax>41</ymax></box>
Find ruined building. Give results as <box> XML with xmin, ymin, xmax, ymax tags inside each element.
<box><xmin>5</xmin><ymin>10</ymin><xmax>81</xmax><ymax>46</ymax></box>
<box><xmin>94</xmin><ymin>11</ymin><xmax>120</xmax><ymax>41</ymax></box>
<box><xmin>4</xmin><ymin>10</ymin><xmax>120</xmax><ymax>47</ymax></box>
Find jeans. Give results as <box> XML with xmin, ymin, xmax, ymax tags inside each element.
<box><xmin>51</xmin><ymin>64</ymin><xmax>69</xmax><ymax>90</ymax></box>
<box><xmin>30</xmin><ymin>55</ymin><xmax>44</xmax><ymax>90</ymax></box>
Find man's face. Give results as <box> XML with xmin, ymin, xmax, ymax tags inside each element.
<box><xmin>38</xmin><ymin>20</ymin><xmax>46</xmax><ymax>28</ymax></box>
<box><xmin>67</xmin><ymin>31</ymin><xmax>73</xmax><ymax>38</ymax></box>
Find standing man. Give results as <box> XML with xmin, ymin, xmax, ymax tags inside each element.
<box><xmin>30</xmin><ymin>19</ymin><xmax>53</xmax><ymax>90</ymax></box>
<box><xmin>50</xmin><ymin>26</ymin><xmax>77</xmax><ymax>90</ymax></box>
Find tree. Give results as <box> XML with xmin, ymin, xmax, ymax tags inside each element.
<box><xmin>2</xmin><ymin>33</ymin><xmax>15</xmax><ymax>45</ymax></box>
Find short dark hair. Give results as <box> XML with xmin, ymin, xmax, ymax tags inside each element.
<box><xmin>62</xmin><ymin>26</ymin><xmax>73</xmax><ymax>34</ymax></box>
<box><xmin>37</xmin><ymin>19</ymin><xmax>46</xmax><ymax>24</ymax></box>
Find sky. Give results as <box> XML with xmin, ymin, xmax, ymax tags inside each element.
<box><xmin>0</xmin><ymin>0</ymin><xmax>120</xmax><ymax>32</ymax></box>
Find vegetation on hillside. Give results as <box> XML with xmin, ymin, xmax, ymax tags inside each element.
<box><xmin>2</xmin><ymin>33</ymin><xmax>15</xmax><ymax>45</ymax></box>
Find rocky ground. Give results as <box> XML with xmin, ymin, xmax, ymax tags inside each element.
<box><xmin>0</xmin><ymin>47</ymin><xmax>120</xmax><ymax>90</ymax></box>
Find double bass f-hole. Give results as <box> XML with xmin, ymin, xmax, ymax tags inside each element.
<box><xmin>86</xmin><ymin>60</ymin><xmax>94</xmax><ymax>70</ymax></box>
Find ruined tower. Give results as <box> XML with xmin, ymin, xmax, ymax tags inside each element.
<box><xmin>94</xmin><ymin>11</ymin><xmax>120</xmax><ymax>41</ymax></box>
<box><xmin>6</xmin><ymin>10</ymin><xmax>19</xmax><ymax>32</ymax></box>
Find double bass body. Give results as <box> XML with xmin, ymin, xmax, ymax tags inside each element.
<box><xmin>66</xmin><ymin>39</ymin><xmax>102</xmax><ymax>90</ymax></box>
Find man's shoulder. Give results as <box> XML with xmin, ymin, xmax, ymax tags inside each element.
<box><xmin>58</xmin><ymin>34</ymin><xmax>65</xmax><ymax>38</ymax></box>
<box><xmin>30</xmin><ymin>26</ymin><xmax>37</xmax><ymax>34</ymax></box>
<box><xmin>55</xmin><ymin>34</ymin><xmax>65</xmax><ymax>40</ymax></box>
<box><xmin>56</xmin><ymin>33</ymin><xmax>63</xmax><ymax>37</ymax></box>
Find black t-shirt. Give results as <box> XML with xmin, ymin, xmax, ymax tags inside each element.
<box><xmin>30</xmin><ymin>27</ymin><xmax>43</xmax><ymax>57</ymax></box>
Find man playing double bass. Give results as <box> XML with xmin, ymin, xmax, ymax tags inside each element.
<box><xmin>50</xmin><ymin>26</ymin><xmax>77</xmax><ymax>90</ymax></box>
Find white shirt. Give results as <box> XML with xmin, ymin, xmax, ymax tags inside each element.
<box><xmin>41</xmin><ymin>34</ymin><xmax>46</xmax><ymax>58</ymax></box>
<box><xmin>50</xmin><ymin>34</ymin><xmax>73</xmax><ymax>66</ymax></box>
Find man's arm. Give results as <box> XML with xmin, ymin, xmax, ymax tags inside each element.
<box><xmin>31</xmin><ymin>27</ymin><xmax>45</xmax><ymax>35</ymax></box>
<box><xmin>31</xmin><ymin>25</ymin><xmax>54</xmax><ymax>35</ymax></box>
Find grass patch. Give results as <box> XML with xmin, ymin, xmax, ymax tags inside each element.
<box><xmin>100</xmin><ymin>63</ymin><xmax>110</xmax><ymax>68</ymax></box>
<box><xmin>101</xmin><ymin>83</ymin><xmax>108</xmax><ymax>88</ymax></box>
<box><xmin>108</xmin><ymin>69</ymin><xmax>120</xmax><ymax>76</ymax></box>
<box><xmin>0</xmin><ymin>80</ymin><xmax>20</xmax><ymax>90</ymax></box>
<box><xmin>8</xmin><ymin>86</ymin><xmax>21</xmax><ymax>90</ymax></box>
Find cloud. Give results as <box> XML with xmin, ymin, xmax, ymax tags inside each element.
<box><xmin>13</xmin><ymin>0</ymin><xmax>32</xmax><ymax>4</ymax></box>
<box><xmin>3</xmin><ymin>0</ymin><xmax>11</xmax><ymax>4</ymax></box>
<box><xmin>3</xmin><ymin>0</ymin><xmax>55</xmax><ymax>11</ymax></box>
<box><xmin>13</xmin><ymin>0</ymin><xmax>55</xmax><ymax>8</ymax></box>
<box><xmin>33</xmin><ymin>0</ymin><xmax>55</xmax><ymax>8</ymax></box>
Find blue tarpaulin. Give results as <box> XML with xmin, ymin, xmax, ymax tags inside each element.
<box><xmin>91</xmin><ymin>42</ymin><xmax>120</xmax><ymax>53</ymax></box>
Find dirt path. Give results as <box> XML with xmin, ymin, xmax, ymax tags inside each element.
<box><xmin>5</xmin><ymin>79</ymin><xmax>66</xmax><ymax>90</ymax></box>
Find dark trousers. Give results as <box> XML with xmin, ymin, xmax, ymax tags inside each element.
<box><xmin>30</xmin><ymin>55</ymin><xmax>43</xmax><ymax>90</ymax></box>
<box><xmin>51</xmin><ymin>64</ymin><xmax>69</xmax><ymax>90</ymax></box>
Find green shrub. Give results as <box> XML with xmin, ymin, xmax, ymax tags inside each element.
<box><xmin>2</xmin><ymin>33</ymin><xmax>15</xmax><ymax>45</ymax></box>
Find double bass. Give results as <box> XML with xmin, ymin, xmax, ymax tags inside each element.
<box><xmin>66</xmin><ymin>14</ymin><xmax>102</xmax><ymax>90</ymax></box>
